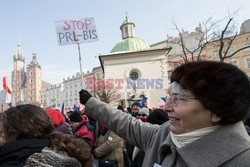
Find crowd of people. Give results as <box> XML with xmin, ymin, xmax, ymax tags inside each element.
<box><xmin>0</xmin><ymin>61</ymin><xmax>250</xmax><ymax>167</ymax></box>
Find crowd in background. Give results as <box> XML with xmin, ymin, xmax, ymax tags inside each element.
<box><xmin>1</xmin><ymin>61</ymin><xmax>250</xmax><ymax>167</ymax></box>
<box><xmin>0</xmin><ymin>95</ymin><xmax>172</xmax><ymax>167</ymax></box>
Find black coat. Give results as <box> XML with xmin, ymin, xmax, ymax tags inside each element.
<box><xmin>132</xmin><ymin>149</ymin><xmax>145</xmax><ymax>167</ymax></box>
<box><xmin>0</xmin><ymin>139</ymin><xmax>50</xmax><ymax>167</ymax></box>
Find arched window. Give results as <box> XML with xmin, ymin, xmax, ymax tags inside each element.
<box><xmin>129</xmin><ymin>71</ymin><xmax>139</xmax><ymax>80</ymax></box>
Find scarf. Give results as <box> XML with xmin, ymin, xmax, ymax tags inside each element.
<box><xmin>0</xmin><ymin>139</ymin><xmax>50</xmax><ymax>166</ymax></box>
<box><xmin>170</xmin><ymin>126</ymin><xmax>220</xmax><ymax>148</ymax></box>
<box><xmin>24</xmin><ymin>147</ymin><xmax>81</xmax><ymax>167</ymax></box>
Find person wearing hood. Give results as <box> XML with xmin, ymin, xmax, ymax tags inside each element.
<box><xmin>69</xmin><ymin>111</ymin><xmax>94</xmax><ymax>147</ymax></box>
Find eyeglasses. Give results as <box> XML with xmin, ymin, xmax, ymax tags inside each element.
<box><xmin>169</xmin><ymin>94</ymin><xmax>196</xmax><ymax>107</ymax></box>
<box><xmin>137</xmin><ymin>114</ymin><xmax>147</xmax><ymax>117</ymax></box>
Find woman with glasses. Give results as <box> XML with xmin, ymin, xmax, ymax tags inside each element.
<box><xmin>79</xmin><ymin>61</ymin><xmax>250</xmax><ymax>167</ymax></box>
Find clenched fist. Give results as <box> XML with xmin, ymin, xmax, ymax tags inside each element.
<box><xmin>79</xmin><ymin>89</ymin><xmax>92</xmax><ymax>105</ymax></box>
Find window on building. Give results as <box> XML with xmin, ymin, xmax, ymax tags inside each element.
<box><xmin>129</xmin><ymin>71</ymin><xmax>139</xmax><ymax>80</ymax></box>
<box><xmin>30</xmin><ymin>71</ymin><xmax>33</xmax><ymax>76</ymax></box>
<box><xmin>228</xmin><ymin>60</ymin><xmax>237</xmax><ymax>66</ymax></box>
<box><xmin>245</xmin><ymin>43</ymin><xmax>250</xmax><ymax>51</ymax></box>
<box><xmin>30</xmin><ymin>79</ymin><xmax>33</xmax><ymax>84</ymax></box>
<box><xmin>75</xmin><ymin>84</ymin><xmax>77</xmax><ymax>87</ymax></box>
<box><xmin>66</xmin><ymin>92</ymin><xmax>68</xmax><ymax>97</ymax></box>
<box><xmin>246</xmin><ymin>58</ymin><xmax>250</xmax><ymax>68</ymax></box>
<box><xmin>212</xmin><ymin>50</ymin><xmax>219</xmax><ymax>57</ymax></box>
<box><xmin>226</xmin><ymin>47</ymin><xmax>235</xmax><ymax>56</ymax></box>
<box><xmin>70</xmin><ymin>85</ymin><xmax>72</xmax><ymax>89</ymax></box>
<box><xmin>75</xmin><ymin>90</ymin><xmax>77</xmax><ymax>95</ymax></box>
<box><xmin>125</xmin><ymin>28</ymin><xmax>128</xmax><ymax>37</ymax></box>
<box><xmin>70</xmin><ymin>91</ymin><xmax>72</xmax><ymax>96</ymax></box>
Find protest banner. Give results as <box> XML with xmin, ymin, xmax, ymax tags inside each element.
<box><xmin>55</xmin><ymin>18</ymin><xmax>98</xmax><ymax>46</ymax></box>
<box><xmin>55</xmin><ymin>17</ymin><xmax>99</xmax><ymax>88</ymax></box>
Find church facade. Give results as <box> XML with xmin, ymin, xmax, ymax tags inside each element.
<box><xmin>11</xmin><ymin>44</ymin><xmax>42</xmax><ymax>105</ymax></box>
<box><xmin>98</xmin><ymin>17</ymin><xmax>171</xmax><ymax>108</ymax></box>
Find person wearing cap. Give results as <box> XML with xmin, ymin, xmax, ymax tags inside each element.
<box><xmin>131</xmin><ymin>102</ymin><xmax>141</xmax><ymax>117</ymax></box>
<box><xmin>132</xmin><ymin>108</ymin><xmax>150</xmax><ymax>166</ymax></box>
<box><xmin>136</xmin><ymin>108</ymin><xmax>149</xmax><ymax>122</ymax></box>
<box><xmin>45</xmin><ymin>108</ymin><xmax>73</xmax><ymax>135</ymax></box>
<box><xmin>69</xmin><ymin>112</ymin><xmax>94</xmax><ymax>147</ymax></box>
<box><xmin>79</xmin><ymin>61</ymin><xmax>250</xmax><ymax>167</ymax></box>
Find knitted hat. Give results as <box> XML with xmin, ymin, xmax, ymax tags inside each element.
<box><xmin>131</xmin><ymin>102</ymin><xmax>141</xmax><ymax>108</ymax></box>
<box><xmin>147</xmin><ymin>109</ymin><xmax>169</xmax><ymax>125</ymax></box>
<box><xmin>45</xmin><ymin>108</ymin><xmax>65</xmax><ymax>127</ymax></box>
<box><xmin>138</xmin><ymin>108</ymin><xmax>149</xmax><ymax>116</ymax></box>
<box><xmin>69</xmin><ymin>112</ymin><xmax>83</xmax><ymax>122</ymax></box>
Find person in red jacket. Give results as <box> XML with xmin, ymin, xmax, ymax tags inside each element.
<box><xmin>69</xmin><ymin>111</ymin><xmax>94</xmax><ymax>147</ymax></box>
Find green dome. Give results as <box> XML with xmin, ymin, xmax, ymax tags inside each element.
<box><xmin>111</xmin><ymin>37</ymin><xmax>150</xmax><ymax>53</ymax></box>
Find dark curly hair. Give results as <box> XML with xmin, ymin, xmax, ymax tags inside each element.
<box><xmin>171</xmin><ymin>61</ymin><xmax>250</xmax><ymax>124</ymax></box>
<box><xmin>2</xmin><ymin>104</ymin><xmax>92</xmax><ymax>167</ymax></box>
<box><xmin>3</xmin><ymin>104</ymin><xmax>54</xmax><ymax>140</ymax></box>
<box><xmin>50</xmin><ymin>132</ymin><xmax>92</xmax><ymax>167</ymax></box>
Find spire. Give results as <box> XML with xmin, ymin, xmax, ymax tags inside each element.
<box><xmin>120</xmin><ymin>14</ymin><xmax>135</xmax><ymax>39</ymax></box>
<box><xmin>13</xmin><ymin>38</ymin><xmax>25</xmax><ymax>71</ymax></box>
<box><xmin>13</xmin><ymin>38</ymin><xmax>25</xmax><ymax>62</ymax></box>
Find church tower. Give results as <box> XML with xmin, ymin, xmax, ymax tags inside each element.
<box><xmin>11</xmin><ymin>43</ymin><xmax>26</xmax><ymax>103</ymax></box>
<box><xmin>26</xmin><ymin>53</ymin><xmax>42</xmax><ymax>104</ymax></box>
<box><xmin>120</xmin><ymin>16</ymin><xmax>135</xmax><ymax>39</ymax></box>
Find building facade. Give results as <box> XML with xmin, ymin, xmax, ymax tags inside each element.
<box><xmin>11</xmin><ymin>44</ymin><xmax>42</xmax><ymax>105</ymax></box>
<box><xmin>205</xmin><ymin>19</ymin><xmax>250</xmax><ymax>76</ymax></box>
<box><xmin>98</xmin><ymin>17</ymin><xmax>171</xmax><ymax>108</ymax></box>
<box><xmin>61</xmin><ymin>71</ymin><xmax>94</xmax><ymax>109</ymax></box>
<box><xmin>151</xmin><ymin>19</ymin><xmax>250</xmax><ymax>78</ymax></box>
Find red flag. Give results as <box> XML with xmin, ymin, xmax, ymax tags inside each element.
<box><xmin>3</xmin><ymin>75</ymin><xmax>12</xmax><ymax>95</ymax></box>
<box><xmin>2</xmin><ymin>75</ymin><xmax>15</xmax><ymax>106</ymax></box>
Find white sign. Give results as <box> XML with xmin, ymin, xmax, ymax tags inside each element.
<box><xmin>55</xmin><ymin>17</ymin><xmax>98</xmax><ymax>46</ymax></box>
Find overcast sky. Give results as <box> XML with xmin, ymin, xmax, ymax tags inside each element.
<box><xmin>0</xmin><ymin>0</ymin><xmax>250</xmax><ymax>89</ymax></box>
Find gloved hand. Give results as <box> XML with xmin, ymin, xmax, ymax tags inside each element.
<box><xmin>79</xmin><ymin>89</ymin><xmax>92</xmax><ymax>105</ymax></box>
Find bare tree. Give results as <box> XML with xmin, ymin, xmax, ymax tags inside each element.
<box><xmin>94</xmin><ymin>88</ymin><xmax>121</xmax><ymax>105</ymax></box>
<box><xmin>171</xmin><ymin>17</ymin><xmax>219</xmax><ymax>63</ymax></box>
<box><xmin>171</xmin><ymin>10</ymin><xmax>250</xmax><ymax>63</ymax></box>
<box><xmin>212</xmin><ymin>11</ymin><xmax>250</xmax><ymax>62</ymax></box>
